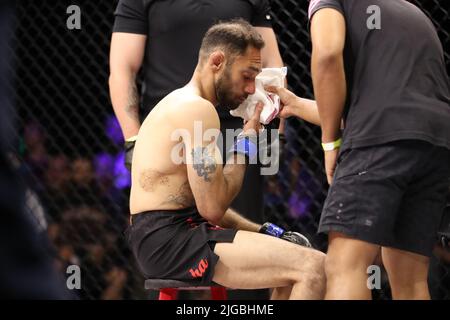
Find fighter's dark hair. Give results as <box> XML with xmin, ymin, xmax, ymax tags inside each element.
<box><xmin>199</xmin><ymin>19</ymin><xmax>265</xmax><ymax>64</ymax></box>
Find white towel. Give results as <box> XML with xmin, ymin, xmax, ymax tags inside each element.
<box><xmin>230</xmin><ymin>67</ymin><xmax>287</xmax><ymax>125</ymax></box>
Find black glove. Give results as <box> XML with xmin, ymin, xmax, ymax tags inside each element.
<box><xmin>259</xmin><ymin>222</ymin><xmax>312</xmax><ymax>248</ymax></box>
<box><xmin>124</xmin><ymin>138</ymin><xmax>136</xmax><ymax>171</ymax></box>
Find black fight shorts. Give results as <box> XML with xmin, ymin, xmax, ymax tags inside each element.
<box><xmin>125</xmin><ymin>207</ymin><xmax>237</xmax><ymax>285</ymax></box>
<box><xmin>319</xmin><ymin>140</ymin><xmax>450</xmax><ymax>257</ymax></box>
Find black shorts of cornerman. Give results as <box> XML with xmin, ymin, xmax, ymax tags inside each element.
<box><xmin>319</xmin><ymin>140</ymin><xmax>450</xmax><ymax>257</ymax></box>
<box><xmin>125</xmin><ymin>207</ymin><xmax>237</xmax><ymax>285</ymax></box>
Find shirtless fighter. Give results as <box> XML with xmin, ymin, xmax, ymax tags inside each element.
<box><xmin>125</xmin><ymin>19</ymin><xmax>326</xmax><ymax>300</ymax></box>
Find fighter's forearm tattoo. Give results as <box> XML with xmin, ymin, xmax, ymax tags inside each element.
<box><xmin>191</xmin><ymin>147</ymin><xmax>217</xmax><ymax>182</ymax></box>
<box><xmin>126</xmin><ymin>77</ymin><xmax>140</xmax><ymax>121</ymax></box>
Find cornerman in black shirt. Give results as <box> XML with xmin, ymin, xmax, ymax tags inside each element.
<box><xmin>308</xmin><ymin>0</ymin><xmax>450</xmax><ymax>299</ymax></box>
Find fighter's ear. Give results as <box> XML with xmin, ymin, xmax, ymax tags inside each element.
<box><xmin>209</xmin><ymin>51</ymin><xmax>225</xmax><ymax>72</ymax></box>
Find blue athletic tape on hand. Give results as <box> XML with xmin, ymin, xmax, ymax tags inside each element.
<box><xmin>262</xmin><ymin>223</ymin><xmax>285</xmax><ymax>237</ymax></box>
<box><xmin>228</xmin><ymin>135</ymin><xmax>258</xmax><ymax>161</ymax></box>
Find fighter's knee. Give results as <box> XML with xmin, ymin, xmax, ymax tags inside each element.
<box><xmin>309</xmin><ymin>250</ymin><xmax>326</xmax><ymax>271</ymax></box>
<box><xmin>301</xmin><ymin>250</ymin><xmax>326</xmax><ymax>284</ymax></box>
<box><xmin>303</xmin><ymin>256</ymin><xmax>327</xmax><ymax>297</ymax></box>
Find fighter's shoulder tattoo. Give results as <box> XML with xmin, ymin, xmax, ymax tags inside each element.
<box><xmin>191</xmin><ymin>146</ymin><xmax>217</xmax><ymax>182</ymax></box>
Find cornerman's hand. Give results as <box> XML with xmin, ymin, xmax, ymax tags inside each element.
<box><xmin>265</xmin><ymin>85</ymin><xmax>299</xmax><ymax>119</ymax></box>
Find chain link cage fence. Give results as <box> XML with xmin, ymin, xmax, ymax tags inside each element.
<box><xmin>8</xmin><ymin>0</ymin><xmax>450</xmax><ymax>299</ymax></box>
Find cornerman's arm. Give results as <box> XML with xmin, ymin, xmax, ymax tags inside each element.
<box><xmin>109</xmin><ymin>32</ymin><xmax>147</xmax><ymax>139</ymax></box>
<box><xmin>310</xmin><ymin>8</ymin><xmax>346</xmax><ymax>142</ymax></box>
<box><xmin>265</xmin><ymin>86</ymin><xmax>321</xmax><ymax>126</ymax></box>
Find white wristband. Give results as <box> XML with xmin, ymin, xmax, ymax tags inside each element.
<box><xmin>321</xmin><ymin>138</ymin><xmax>342</xmax><ymax>151</ymax></box>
